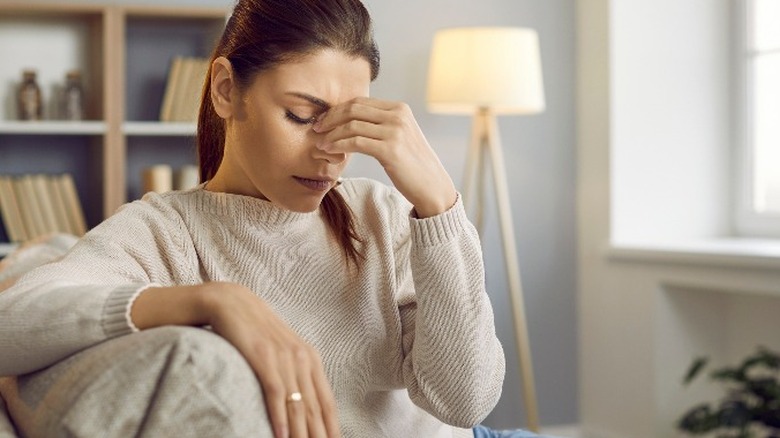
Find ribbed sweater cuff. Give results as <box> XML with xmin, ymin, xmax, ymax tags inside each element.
<box><xmin>409</xmin><ymin>193</ymin><xmax>469</xmax><ymax>247</ymax></box>
<box><xmin>101</xmin><ymin>283</ymin><xmax>156</xmax><ymax>338</ymax></box>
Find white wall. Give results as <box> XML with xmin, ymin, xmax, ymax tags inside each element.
<box><xmin>611</xmin><ymin>0</ymin><xmax>732</xmax><ymax>244</ymax></box>
<box><xmin>23</xmin><ymin>0</ymin><xmax>579</xmax><ymax>429</ymax></box>
<box><xmin>578</xmin><ymin>0</ymin><xmax>780</xmax><ymax>437</ymax></box>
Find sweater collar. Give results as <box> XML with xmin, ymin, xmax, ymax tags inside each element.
<box><xmin>192</xmin><ymin>185</ymin><xmax>321</xmax><ymax>226</ymax></box>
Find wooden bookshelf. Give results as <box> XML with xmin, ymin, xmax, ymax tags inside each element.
<box><xmin>0</xmin><ymin>3</ymin><xmax>228</xmax><ymax>246</ymax></box>
<box><xmin>0</xmin><ymin>121</ymin><xmax>107</xmax><ymax>135</ymax></box>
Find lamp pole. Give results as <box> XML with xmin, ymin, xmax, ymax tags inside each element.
<box><xmin>463</xmin><ymin>107</ymin><xmax>540</xmax><ymax>432</ymax></box>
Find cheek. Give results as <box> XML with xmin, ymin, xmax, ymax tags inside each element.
<box><xmin>238</xmin><ymin>116</ymin><xmax>304</xmax><ymax>161</ymax></box>
<box><xmin>280</xmin><ymin>123</ymin><xmax>310</xmax><ymax>147</ymax></box>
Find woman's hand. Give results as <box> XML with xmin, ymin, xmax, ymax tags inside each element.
<box><xmin>131</xmin><ymin>283</ymin><xmax>340</xmax><ymax>438</ymax></box>
<box><xmin>313</xmin><ymin>97</ymin><xmax>457</xmax><ymax>218</ymax></box>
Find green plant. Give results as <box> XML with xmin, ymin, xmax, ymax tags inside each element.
<box><xmin>678</xmin><ymin>346</ymin><xmax>780</xmax><ymax>438</ymax></box>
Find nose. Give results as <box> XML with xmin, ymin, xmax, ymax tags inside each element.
<box><xmin>311</xmin><ymin>136</ymin><xmax>347</xmax><ymax>165</ymax></box>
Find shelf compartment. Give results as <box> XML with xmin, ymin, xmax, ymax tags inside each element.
<box><xmin>126</xmin><ymin>136</ymin><xmax>198</xmax><ymax>201</ymax></box>
<box><xmin>0</xmin><ymin>5</ymin><xmax>106</xmax><ymax>122</ymax></box>
<box><xmin>0</xmin><ymin>136</ymin><xmax>103</xmax><ymax>229</ymax></box>
<box><xmin>123</xmin><ymin>12</ymin><xmax>226</xmax><ymax>122</ymax></box>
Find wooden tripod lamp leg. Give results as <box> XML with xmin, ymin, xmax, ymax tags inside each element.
<box><xmin>482</xmin><ymin>110</ymin><xmax>540</xmax><ymax>432</ymax></box>
<box><xmin>463</xmin><ymin>113</ymin><xmax>486</xmax><ymax>235</ymax></box>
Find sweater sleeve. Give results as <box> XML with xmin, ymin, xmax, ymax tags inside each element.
<box><xmin>0</xmin><ymin>196</ymin><xmax>193</xmax><ymax>377</ymax></box>
<box><xmin>397</xmin><ymin>195</ymin><xmax>505</xmax><ymax>428</ymax></box>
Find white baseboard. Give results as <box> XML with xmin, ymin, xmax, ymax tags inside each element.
<box><xmin>540</xmin><ymin>424</ymin><xmax>581</xmax><ymax>437</ymax></box>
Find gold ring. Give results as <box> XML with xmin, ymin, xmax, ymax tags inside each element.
<box><xmin>286</xmin><ymin>392</ymin><xmax>302</xmax><ymax>403</ymax></box>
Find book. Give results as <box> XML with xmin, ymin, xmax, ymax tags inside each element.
<box><xmin>160</xmin><ymin>57</ymin><xmax>185</xmax><ymax>122</ymax></box>
<box><xmin>170</xmin><ymin>57</ymin><xmax>193</xmax><ymax>122</ymax></box>
<box><xmin>160</xmin><ymin>57</ymin><xmax>210</xmax><ymax>123</ymax></box>
<box><xmin>58</xmin><ymin>174</ymin><xmax>87</xmax><ymax>236</ymax></box>
<box><xmin>51</xmin><ymin>176</ymin><xmax>75</xmax><ymax>235</ymax></box>
<box><xmin>176</xmin><ymin>58</ymin><xmax>209</xmax><ymax>122</ymax></box>
<box><xmin>31</xmin><ymin>174</ymin><xmax>59</xmax><ymax>234</ymax></box>
<box><xmin>0</xmin><ymin>176</ymin><xmax>27</xmax><ymax>242</ymax></box>
<box><xmin>0</xmin><ymin>176</ymin><xmax>16</xmax><ymax>241</ymax></box>
<box><xmin>47</xmin><ymin>175</ymin><xmax>72</xmax><ymax>234</ymax></box>
<box><xmin>16</xmin><ymin>175</ymin><xmax>47</xmax><ymax>239</ymax></box>
<box><xmin>9</xmin><ymin>177</ymin><xmax>34</xmax><ymax>240</ymax></box>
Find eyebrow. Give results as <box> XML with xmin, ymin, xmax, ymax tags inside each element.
<box><xmin>285</xmin><ymin>92</ymin><xmax>331</xmax><ymax>110</ymax></box>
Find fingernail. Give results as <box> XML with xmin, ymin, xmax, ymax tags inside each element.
<box><xmin>312</xmin><ymin>120</ymin><xmax>322</xmax><ymax>132</ymax></box>
<box><xmin>317</xmin><ymin>141</ymin><xmax>330</xmax><ymax>151</ymax></box>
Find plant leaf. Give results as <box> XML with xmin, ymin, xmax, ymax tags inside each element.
<box><xmin>678</xmin><ymin>404</ymin><xmax>719</xmax><ymax>434</ymax></box>
<box><xmin>685</xmin><ymin>357</ymin><xmax>709</xmax><ymax>385</ymax></box>
<box><xmin>717</xmin><ymin>400</ymin><xmax>752</xmax><ymax>428</ymax></box>
<box><xmin>747</xmin><ymin>377</ymin><xmax>780</xmax><ymax>402</ymax></box>
<box><xmin>711</xmin><ymin>367</ymin><xmax>746</xmax><ymax>383</ymax></box>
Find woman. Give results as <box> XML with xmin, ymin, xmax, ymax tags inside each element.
<box><xmin>0</xmin><ymin>0</ymin><xmax>541</xmax><ymax>437</ymax></box>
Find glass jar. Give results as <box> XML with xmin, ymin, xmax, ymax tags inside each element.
<box><xmin>63</xmin><ymin>70</ymin><xmax>84</xmax><ymax>121</ymax></box>
<box><xmin>17</xmin><ymin>69</ymin><xmax>43</xmax><ymax>121</ymax></box>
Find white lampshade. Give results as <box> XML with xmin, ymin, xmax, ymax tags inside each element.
<box><xmin>426</xmin><ymin>27</ymin><xmax>545</xmax><ymax>115</ymax></box>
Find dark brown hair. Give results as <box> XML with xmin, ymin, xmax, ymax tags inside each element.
<box><xmin>197</xmin><ymin>0</ymin><xmax>380</xmax><ymax>267</ymax></box>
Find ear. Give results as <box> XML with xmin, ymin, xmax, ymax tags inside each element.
<box><xmin>210</xmin><ymin>56</ymin><xmax>237</xmax><ymax>119</ymax></box>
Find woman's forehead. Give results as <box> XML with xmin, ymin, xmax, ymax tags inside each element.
<box><xmin>253</xmin><ymin>49</ymin><xmax>371</xmax><ymax>102</ymax></box>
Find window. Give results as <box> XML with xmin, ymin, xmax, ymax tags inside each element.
<box><xmin>737</xmin><ymin>0</ymin><xmax>780</xmax><ymax>237</ymax></box>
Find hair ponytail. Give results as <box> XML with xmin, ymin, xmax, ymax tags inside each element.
<box><xmin>197</xmin><ymin>65</ymin><xmax>224</xmax><ymax>183</ymax></box>
<box><xmin>322</xmin><ymin>189</ymin><xmax>364</xmax><ymax>268</ymax></box>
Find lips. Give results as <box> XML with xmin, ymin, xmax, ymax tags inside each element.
<box><xmin>293</xmin><ymin>176</ymin><xmax>333</xmax><ymax>191</ymax></box>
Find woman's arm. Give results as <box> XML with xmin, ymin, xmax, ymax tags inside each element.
<box><xmin>132</xmin><ymin>282</ymin><xmax>341</xmax><ymax>438</ymax></box>
<box><xmin>397</xmin><ymin>197</ymin><xmax>505</xmax><ymax>427</ymax></box>
<box><xmin>315</xmin><ymin>97</ymin><xmax>505</xmax><ymax>426</ymax></box>
<box><xmin>0</xmin><ymin>197</ymin><xmax>196</xmax><ymax>377</ymax></box>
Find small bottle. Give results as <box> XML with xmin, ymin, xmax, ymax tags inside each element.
<box><xmin>63</xmin><ymin>70</ymin><xmax>85</xmax><ymax>121</ymax></box>
<box><xmin>17</xmin><ymin>69</ymin><xmax>43</xmax><ymax>121</ymax></box>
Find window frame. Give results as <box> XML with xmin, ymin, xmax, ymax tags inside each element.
<box><xmin>735</xmin><ymin>0</ymin><xmax>780</xmax><ymax>238</ymax></box>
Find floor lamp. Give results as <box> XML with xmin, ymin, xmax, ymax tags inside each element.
<box><xmin>427</xmin><ymin>27</ymin><xmax>545</xmax><ymax>432</ymax></box>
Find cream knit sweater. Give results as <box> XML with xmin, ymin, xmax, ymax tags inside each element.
<box><xmin>0</xmin><ymin>178</ymin><xmax>504</xmax><ymax>437</ymax></box>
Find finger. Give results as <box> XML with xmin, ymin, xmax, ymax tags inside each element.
<box><xmin>252</xmin><ymin>345</ymin><xmax>302</xmax><ymax>438</ymax></box>
<box><xmin>287</xmin><ymin>386</ymin><xmax>308</xmax><ymax>438</ymax></box>
<box><xmin>294</xmin><ymin>358</ymin><xmax>327</xmax><ymax>438</ymax></box>
<box><xmin>281</xmin><ymin>351</ymin><xmax>308</xmax><ymax>438</ymax></box>
<box><xmin>319</xmin><ymin>136</ymin><xmax>385</xmax><ymax>159</ymax></box>
<box><xmin>256</xmin><ymin>369</ymin><xmax>291</xmax><ymax>438</ymax></box>
<box><xmin>314</xmin><ymin>99</ymin><xmax>390</xmax><ymax>133</ymax></box>
<box><xmin>351</xmin><ymin>96</ymin><xmax>402</xmax><ymax>111</ymax></box>
<box><xmin>319</xmin><ymin>120</ymin><xmax>389</xmax><ymax>146</ymax></box>
<box><xmin>310</xmin><ymin>358</ymin><xmax>341</xmax><ymax>438</ymax></box>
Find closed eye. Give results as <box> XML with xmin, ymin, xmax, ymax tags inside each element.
<box><xmin>285</xmin><ymin>110</ymin><xmax>318</xmax><ymax>125</ymax></box>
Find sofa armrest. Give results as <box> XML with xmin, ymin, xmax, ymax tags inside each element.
<box><xmin>1</xmin><ymin>326</ymin><xmax>273</xmax><ymax>438</ymax></box>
